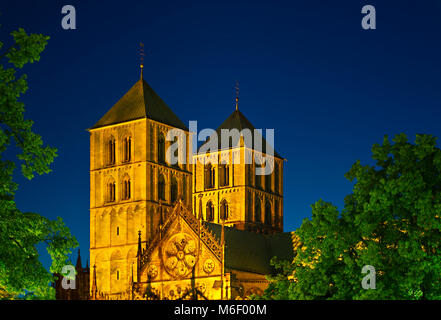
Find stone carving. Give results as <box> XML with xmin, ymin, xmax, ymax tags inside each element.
<box><xmin>163</xmin><ymin>233</ymin><xmax>197</xmax><ymax>278</ymax></box>
<box><xmin>203</xmin><ymin>258</ymin><xmax>215</xmax><ymax>274</ymax></box>
<box><xmin>147</xmin><ymin>264</ymin><xmax>158</xmax><ymax>279</ymax></box>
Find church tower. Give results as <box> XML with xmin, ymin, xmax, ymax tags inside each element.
<box><xmin>89</xmin><ymin>72</ymin><xmax>192</xmax><ymax>298</ymax></box>
<box><xmin>192</xmin><ymin>102</ymin><xmax>284</xmax><ymax>234</ymax></box>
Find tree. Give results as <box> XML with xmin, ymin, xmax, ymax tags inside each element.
<box><xmin>0</xmin><ymin>27</ymin><xmax>78</xmax><ymax>299</ymax></box>
<box><xmin>260</xmin><ymin>134</ymin><xmax>441</xmax><ymax>300</ymax></box>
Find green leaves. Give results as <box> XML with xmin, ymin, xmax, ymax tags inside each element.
<box><xmin>262</xmin><ymin>133</ymin><xmax>441</xmax><ymax>300</ymax></box>
<box><xmin>6</xmin><ymin>28</ymin><xmax>49</xmax><ymax>68</ymax></box>
<box><xmin>0</xmin><ymin>209</ymin><xmax>78</xmax><ymax>299</ymax></box>
<box><xmin>0</xmin><ymin>27</ymin><xmax>77</xmax><ymax>300</ymax></box>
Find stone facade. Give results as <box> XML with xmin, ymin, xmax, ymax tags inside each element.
<box><xmin>133</xmin><ymin>201</ymin><xmax>271</xmax><ymax>300</ymax></box>
<box><xmin>192</xmin><ymin>147</ymin><xmax>283</xmax><ymax>233</ymax></box>
<box><xmin>87</xmin><ymin>75</ymin><xmax>289</xmax><ymax>300</ymax></box>
<box><xmin>89</xmin><ymin>118</ymin><xmax>192</xmax><ymax>298</ymax></box>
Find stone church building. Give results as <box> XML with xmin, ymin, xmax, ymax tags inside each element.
<box><xmin>86</xmin><ymin>70</ymin><xmax>297</xmax><ymax>300</ymax></box>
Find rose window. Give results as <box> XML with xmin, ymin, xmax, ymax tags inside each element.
<box><xmin>163</xmin><ymin>233</ymin><xmax>197</xmax><ymax>278</ymax></box>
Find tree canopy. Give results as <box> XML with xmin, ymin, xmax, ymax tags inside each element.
<box><xmin>0</xmin><ymin>27</ymin><xmax>78</xmax><ymax>299</ymax></box>
<box><xmin>260</xmin><ymin>133</ymin><xmax>441</xmax><ymax>300</ymax></box>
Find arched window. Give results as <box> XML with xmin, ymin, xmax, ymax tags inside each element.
<box><xmin>171</xmin><ymin>177</ymin><xmax>178</xmax><ymax>204</ymax></box>
<box><xmin>275</xmin><ymin>162</ymin><xmax>279</xmax><ymax>194</ymax></box>
<box><xmin>107</xmin><ymin>179</ymin><xmax>116</xmax><ymax>202</ymax></box>
<box><xmin>205</xmin><ymin>163</ymin><xmax>215</xmax><ymax>189</ymax></box>
<box><xmin>158</xmin><ymin>174</ymin><xmax>166</xmax><ymax>201</ymax></box>
<box><xmin>219</xmin><ymin>163</ymin><xmax>229</xmax><ymax>187</ymax></box>
<box><xmin>255</xmin><ymin>165</ymin><xmax>261</xmax><ymax>189</ymax></box>
<box><xmin>265</xmin><ymin>172</ymin><xmax>271</xmax><ymax>192</ymax></box>
<box><xmin>172</xmin><ymin>136</ymin><xmax>179</xmax><ymax>168</ymax></box>
<box><xmin>212</xmin><ymin>166</ymin><xmax>216</xmax><ymax>187</ymax></box>
<box><xmin>220</xmin><ymin>200</ymin><xmax>229</xmax><ymax>221</ymax></box>
<box><xmin>206</xmin><ymin>201</ymin><xmax>214</xmax><ymax>222</ymax></box>
<box><xmin>107</xmin><ymin>137</ymin><xmax>116</xmax><ymax>165</ymax></box>
<box><xmin>122</xmin><ymin>176</ymin><xmax>131</xmax><ymax>200</ymax></box>
<box><xmin>265</xmin><ymin>201</ymin><xmax>272</xmax><ymax>225</ymax></box>
<box><xmin>274</xmin><ymin>200</ymin><xmax>279</xmax><ymax>227</ymax></box>
<box><xmin>158</xmin><ymin>133</ymin><xmax>165</xmax><ymax>164</ymax></box>
<box><xmin>123</xmin><ymin>136</ymin><xmax>131</xmax><ymax>162</ymax></box>
<box><xmin>255</xmin><ymin>198</ymin><xmax>261</xmax><ymax>223</ymax></box>
<box><xmin>116</xmin><ymin>270</ymin><xmax>120</xmax><ymax>280</ymax></box>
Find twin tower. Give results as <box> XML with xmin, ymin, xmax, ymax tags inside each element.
<box><xmin>88</xmin><ymin>74</ymin><xmax>284</xmax><ymax>297</ymax></box>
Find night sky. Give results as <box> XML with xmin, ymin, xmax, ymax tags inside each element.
<box><xmin>1</xmin><ymin>0</ymin><xmax>441</xmax><ymax>269</ymax></box>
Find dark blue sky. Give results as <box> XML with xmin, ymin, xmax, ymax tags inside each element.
<box><xmin>1</xmin><ymin>0</ymin><xmax>441</xmax><ymax>268</ymax></box>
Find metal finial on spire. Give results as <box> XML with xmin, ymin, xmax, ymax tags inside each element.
<box><xmin>234</xmin><ymin>81</ymin><xmax>240</xmax><ymax>111</ymax></box>
<box><xmin>139</xmin><ymin>42</ymin><xmax>145</xmax><ymax>79</ymax></box>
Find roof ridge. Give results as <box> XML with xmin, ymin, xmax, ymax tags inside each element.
<box><xmin>140</xmin><ymin>79</ymin><xmax>147</xmax><ymax>115</ymax></box>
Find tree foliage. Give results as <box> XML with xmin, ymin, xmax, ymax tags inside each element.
<box><xmin>0</xmin><ymin>28</ymin><xmax>78</xmax><ymax>299</ymax></box>
<box><xmin>260</xmin><ymin>134</ymin><xmax>441</xmax><ymax>300</ymax></box>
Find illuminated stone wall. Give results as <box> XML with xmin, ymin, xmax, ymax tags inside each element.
<box><xmin>89</xmin><ymin>110</ymin><xmax>284</xmax><ymax>299</ymax></box>
<box><xmin>89</xmin><ymin>118</ymin><xmax>192</xmax><ymax>298</ymax></box>
<box><xmin>192</xmin><ymin>147</ymin><xmax>284</xmax><ymax>233</ymax></box>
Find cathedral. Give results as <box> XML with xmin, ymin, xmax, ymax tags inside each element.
<box><xmin>87</xmin><ymin>68</ymin><xmax>298</xmax><ymax>300</ymax></box>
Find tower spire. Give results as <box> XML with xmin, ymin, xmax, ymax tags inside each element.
<box><xmin>159</xmin><ymin>200</ymin><xmax>163</xmax><ymax>240</ymax></box>
<box><xmin>235</xmin><ymin>81</ymin><xmax>239</xmax><ymax>111</ymax></box>
<box><xmin>137</xmin><ymin>230</ymin><xmax>142</xmax><ymax>257</ymax></box>
<box><xmin>76</xmin><ymin>248</ymin><xmax>82</xmax><ymax>270</ymax></box>
<box><xmin>198</xmin><ymin>194</ymin><xmax>203</xmax><ymax>221</ymax></box>
<box><xmin>220</xmin><ymin>214</ymin><xmax>225</xmax><ymax>300</ymax></box>
<box><xmin>137</xmin><ymin>230</ymin><xmax>142</xmax><ymax>283</ymax></box>
<box><xmin>139</xmin><ymin>42</ymin><xmax>145</xmax><ymax>80</ymax></box>
<box><xmin>92</xmin><ymin>264</ymin><xmax>97</xmax><ymax>300</ymax></box>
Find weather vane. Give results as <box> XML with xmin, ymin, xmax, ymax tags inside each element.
<box><xmin>235</xmin><ymin>80</ymin><xmax>240</xmax><ymax>111</ymax></box>
<box><xmin>139</xmin><ymin>42</ymin><xmax>145</xmax><ymax>79</ymax></box>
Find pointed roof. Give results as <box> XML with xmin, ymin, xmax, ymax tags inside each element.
<box><xmin>90</xmin><ymin>78</ymin><xmax>188</xmax><ymax>131</ymax></box>
<box><xmin>76</xmin><ymin>249</ymin><xmax>82</xmax><ymax>270</ymax></box>
<box><xmin>199</xmin><ymin>109</ymin><xmax>282</xmax><ymax>159</ymax></box>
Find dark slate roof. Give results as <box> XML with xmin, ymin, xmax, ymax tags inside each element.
<box><xmin>90</xmin><ymin>78</ymin><xmax>188</xmax><ymax>131</ymax></box>
<box><xmin>198</xmin><ymin>109</ymin><xmax>282</xmax><ymax>159</ymax></box>
<box><xmin>203</xmin><ymin>222</ymin><xmax>296</xmax><ymax>275</ymax></box>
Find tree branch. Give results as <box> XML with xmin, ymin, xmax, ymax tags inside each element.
<box><xmin>0</xmin><ymin>43</ymin><xmax>18</xmax><ymax>61</ymax></box>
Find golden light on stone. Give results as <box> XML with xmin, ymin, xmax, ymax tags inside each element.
<box><xmin>163</xmin><ymin>233</ymin><xmax>198</xmax><ymax>279</ymax></box>
<box><xmin>88</xmin><ymin>73</ymin><xmax>292</xmax><ymax>300</ymax></box>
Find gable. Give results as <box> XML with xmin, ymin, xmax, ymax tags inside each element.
<box><xmin>138</xmin><ymin>202</ymin><xmax>223</xmax><ymax>283</ymax></box>
<box><xmin>138</xmin><ymin>201</ymin><xmax>297</xmax><ymax>283</ymax></box>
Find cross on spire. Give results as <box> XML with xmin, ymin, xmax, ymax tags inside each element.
<box><xmin>235</xmin><ymin>81</ymin><xmax>240</xmax><ymax>111</ymax></box>
<box><xmin>139</xmin><ymin>42</ymin><xmax>145</xmax><ymax>79</ymax></box>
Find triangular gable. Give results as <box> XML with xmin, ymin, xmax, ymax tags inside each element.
<box><xmin>138</xmin><ymin>201</ymin><xmax>223</xmax><ymax>283</ymax></box>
